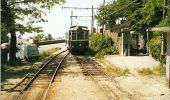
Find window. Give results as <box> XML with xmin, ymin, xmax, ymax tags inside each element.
<box><xmin>72</xmin><ymin>31</ymin><xmax>76</xmax><ymax>40</ymax></box>
<box><xmin>77</xmin><ymin>31</ymin><xmax>84</xmax><ymax>40</ymax></box>
<box><xmin>85</xmin><ymin>31</ymin><xmax>89</xmax><ymax>39</ymax></box>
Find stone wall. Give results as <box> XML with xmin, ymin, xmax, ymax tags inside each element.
<box><xmin>105</xmin><ymin>30</ymin><xmax>122</xmax><ymax>54</ymax></box>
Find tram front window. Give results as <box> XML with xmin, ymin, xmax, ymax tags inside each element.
<box><xmin>85</xmin><ymin>31</ymin><xmax>88</xmax><ymax>40</ymax></box>
<box><xmin>77</xmin><ymin>31</ymin><xmax>84</xmax><ymax>40</ymax></box>
<box><xmin>72</xmin><ymin>31</ymin><xmax>76</xmax><ymax>40</ymax></box>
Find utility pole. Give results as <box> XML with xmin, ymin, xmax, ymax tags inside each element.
<box><xmin>161</xmin><ymin>0</ymin><xmax>166</xmax><ymax>55</ymax></box>
<box><xmin>103</xmin><ymin>0</ymin><xmax>106</xmax><ymax>4</ymax></box>
<box><xmin>91</xmin><ymin>5</ymin><xmax>94</xmax><ymax>35</ymax></box>
<box><xmin>70</xmin><ymin>11</ymin><xmax>73</xmax><ymax>26</ymax></box>
<box><xmin>163</xmin><ymin>0</ymin><xmax>166</xmax><ymax>20</ymax></box>
<box><xmin>102</xmin><ymin>0</ymin><xmax>106</xmax><ymax>34</ymax></box>
<box><xmin>62</xmin><ymin>6</ymin><xmax>97</xmax><ymax>35</ymax></box>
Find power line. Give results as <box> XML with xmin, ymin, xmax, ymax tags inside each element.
<box><xmin>70</xmin><ymin>16</ymin><xmax>92</xmax><ymax>18</ymax></box>
<box><xmin>62</xmin><ymin>7</ymin><xmax>98</xmax><ymax>10</ymax></box>
<box><xmin>62</xmin><ymin>6</ymin><xmax>96</xmax><ymax>35</ymax></box>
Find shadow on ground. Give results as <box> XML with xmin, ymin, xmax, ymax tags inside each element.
<box><xmin>1</xmin><ymin>64</ymin><xmax>31</xmax><ymax>83</ymax></box>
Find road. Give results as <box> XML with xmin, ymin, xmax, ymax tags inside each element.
<box><xmin>38</xmin><ymin>43</ymin><xmax>66</xmax><ymax>53</ymax></box>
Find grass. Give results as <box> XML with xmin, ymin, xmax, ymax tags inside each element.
<box><xmin>1</xmin><ymin>47</ymin><xmax>61</xmax><ymax>83</ymax></box>
<box><xmin>138</xmin><ymin>65</ymin><xmax>165</xmax><ymax>76</ymax></box>
<box><xmin>138</xmin><ymin>68</ymin><xmax>153</xmax><ymax>76</ymax></box>
<box><xmin>38</xmin><ymin>48</ymin><xmax>60</xmax><ymax>61</ymax></box>
<box><xmin>105</xmin><ymin>65</ymin><xmax>130</xmax><ymax>77</ymax></box>
<box><xmin>98</xmin><ymin>58</ymin><xmax>130</xmax><ymax>77</ymax></box>
<box><xmin>1</xmin><ymin>63</ymin><xmax>32</xmax><ymax>82</ymax></box>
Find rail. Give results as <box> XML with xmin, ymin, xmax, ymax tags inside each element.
<box><xmin>76</xmin><ymin>56</ymin><xmax>132</xmax><ymax>99</ymax></box>
<box><xmin>43</xmin><ymin>52</ymin><xmax>69</xmax><ymax>100</ymax></box>
<box><xmin>15</xmin><ymin>49</ymin><xmax>68</xmax><ymax>100</ymax></box>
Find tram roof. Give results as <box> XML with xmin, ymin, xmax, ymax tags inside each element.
<box><xmin>69</xmin><ymin>26</ymin><xmax>89</xmax><ymax>31</ymax></box>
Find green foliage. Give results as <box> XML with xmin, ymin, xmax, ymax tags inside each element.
<box><xmin>2</xmin><ymin>0</ymin><xmax>65</xmax><ymax>35</ymax></box>
<box><xmin>1</xmin><ymin>0</ymin><xmax>65</xmax><ymax>62</ymax></box>
<box><xmin>95</xmin><ymin>46</ymin><xmax>118</xmax><ymax>58</ymax></box>
<box><xmin>96</xmin><ymin>0</ymin><xmax>169</xmax><ymax>64</ymax></box>
<box><xmin>47</xmin><ymin>33</ymin><xmax>53</xmax><ymax>40</ymax></box>
<box><xmin>148</xmin><ymin>35</ymin><xmax>166</xmax><ymax>64</ymax></box>
<box><xmin>34</xmin><ymin>34</ymin><xmax>45</xmax><ymax>41</ymax></box>
<box><xmin>90</xmin><ymin>33</ymin><xmax>118</xmax><ymax>58</ymax></box>
<box><xmin>96</xmin><ymin>0</ymin><xmax>168</xmax><ymax>32</ymax></box>
<box><xmin>149</xmin><ymin>36</ymin><xmax>161</xmax><ymax>60</ymax></box>
<box><xmin>157</xmin><ymin>17</ymin><xmax>170</xmax><ymax>27</ymax></box>
<box><xmin>1</xmin><ymin>32</ymin><xmax>9</xmax><ymax>43</ymax></box>
<box><xmin>34</xmin><ymin>33</ymin><xmax>55</xmax><ymax>41</ymax></box>
<box><xmin>90</xmin><ymin>33</ymin><xmax>113</xmax><ymax>51</ymax></box>
<box><xmin>150</xmin><ymin>45</ymin><xmax>161</xmax><ymax>60</ymax></box>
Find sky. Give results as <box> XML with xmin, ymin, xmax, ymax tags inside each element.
<box><xmin>21</xmin><ymin>0</ymin><xmax>112</xmax><ymax>39</ymax></box>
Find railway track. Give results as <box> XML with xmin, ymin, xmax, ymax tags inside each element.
<box><xmin>75</xmin><ymin>55</ymin><xmax>132</xmax><ymax>100</ymax></box>
<box><xmin>5</xmin><ymin>50</ymin><xmax>69</xmax><ymax>100</ymax></box>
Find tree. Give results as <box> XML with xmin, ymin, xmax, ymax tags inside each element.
<box><xmin>96</xmin><ymin>0</ymin><xmax>169</xmax><ymax>32</ymax></box>
<box><xmin>96</xmin><ymin>0</ymin><xmax>170</xmax><ymax>63</ymax></box>
<box><xmin>34</xmin><ymin>34</ymin><xmax>45</xmax><ymax>41</ymax></box>
<box><xmin>1</xmin><ymin>0</ymin><xmax>65</xmax><ymax>63</ymax></box>
<box><xmin>47</xmin><ymin>33</ymin><xmax>53</xmax><ymax>40</ymax></box>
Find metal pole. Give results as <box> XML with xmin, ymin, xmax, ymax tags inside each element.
<box><xmin>103</xmin><ymin>0</ymin><xmax>106</xmax><ymax>4</ymax></box>
<box><xmin>70</xmin><ymin>11</ymin><xmax>73</xmax><ymax>26</ymax></box>
<box><xmin>103</xmin><ymin>0</ymin><xmax>105</xmax><ymax>34</ymax></box>
<box><xmin>91</xmin><ymin>5</ymin><xmax>94</xmax><ymax>35</ymax></box>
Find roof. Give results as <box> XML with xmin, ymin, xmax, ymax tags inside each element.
<box><xmin>150</xmin><ymin>27</ymin><xmax>170</xmax><ymax>33</ymax></box>
<box><xmin>69</xmin><ymin>26</ymin><xmax>89</xmax><ymax>31</ymax></box>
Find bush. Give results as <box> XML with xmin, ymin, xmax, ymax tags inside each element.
<box><xmin>148</xmin><ymin>35</ymin><xmax>166</xmax><ymax>64</ymax></box>
<box><xmin>95</xmin><ymin>46</ymin><xmax>118</xmax><ymax>58</ymax></box>
<box><xmin>90</xmin><ymin>33</ymin><xmax>118</xmax><ymax>58</ymax></box>
<box><xmin>90</xmin><ymin>33</ymin><xmax>113</xmax><ymax>52</ymax></box>
<box><xmin>150</xmin><ymin>44</ymin><xmax>161</xmax><ymax>60</ymax></box>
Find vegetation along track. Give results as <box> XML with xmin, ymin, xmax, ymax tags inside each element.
<box><xmin>75</xmin><ymin>55</ymin><xmax>133</xmax><ymax>100</ymax></box>
<box><xmin>5</xmin><ymin>50</ymin><xmax>69</xmax><ymax>100</ymax></box>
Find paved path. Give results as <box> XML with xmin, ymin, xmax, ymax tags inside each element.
<box><xmin>38</xmin><ymin>43</ymin><xmax>66</xmax><ymax>54</ymax></box>
<box><xmin>104</xmin><ymin>55</ymin><xmax>160</xmax><ymax>70</ymax></box>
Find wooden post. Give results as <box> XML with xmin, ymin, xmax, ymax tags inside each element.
<box><xmin>121</xmin><ymin>32</ymin><xmax>124</xmax><ymax>56</ymax></box>
<box><xmin>161</xmin><ymin>33</ymin><xmax>164</xmax><ymax>55</ymax></box>
<box><xmin>166</xmin><ymin>32</ymin><xmax>170</xmax><ymax>88</ymax></box>
<box><xmin>150</xmin><ymin>27</ymin><xmax>170</xmax><ymax>89</ymax></box>
<box><xmin>146</xmin><ymin>29</ymin><xmax>149</xmax><ymax>55</ymax></box>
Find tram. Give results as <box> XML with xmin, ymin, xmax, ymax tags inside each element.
<box><xmin>66</xmin><ymin>26</ymin><xmax>89</xmax><ymax>52</ymax></box>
